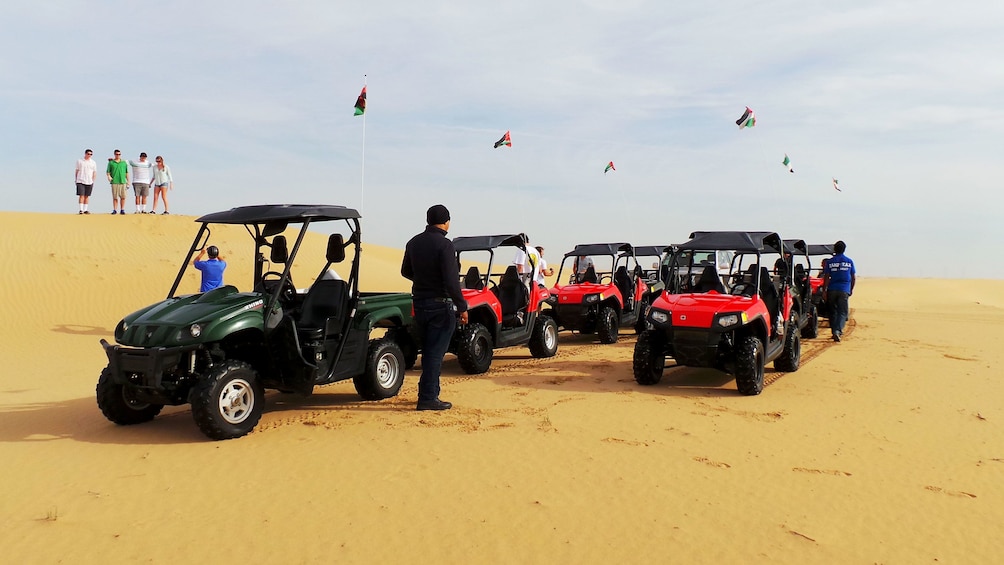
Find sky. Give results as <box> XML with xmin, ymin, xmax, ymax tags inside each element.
<box><xmin>2</xmin><ymin>0</ymin><xmax>1002</xmax><ymax>278</ymax></box>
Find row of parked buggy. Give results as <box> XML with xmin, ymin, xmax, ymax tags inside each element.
<box><xmin>95</xmin><ymin>205</ymin><xmax>837</xmax><ymax>440</ymax></box>
<box><xmin>452</xmin><ymin>232</ymin><xmax>836</xmax><ymax>399</ymax></box>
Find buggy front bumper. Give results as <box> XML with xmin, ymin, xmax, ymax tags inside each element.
<box><xmin>100</xmin><ymin>338</ymin><xmax>201</xmax><ymax>391</ymax></box>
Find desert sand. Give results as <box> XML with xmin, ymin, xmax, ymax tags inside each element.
<box><xmin>2</xmin><ymin>210</ymin><xmax>1003</xmax><ymax>564</ymax></box>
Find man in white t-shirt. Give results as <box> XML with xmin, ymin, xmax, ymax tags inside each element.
<box><xmin>74</xmin><ymin>149</ymin><xmax>97</xmax><ymax>214</ymax></box>
<box><xmin>512</xmin><ymin>234</ymin><xmax>544</xmax><ymax>287</ymax></box>
<box><xmin>128</xmin><ymin>152</ymin><xmax>155</xmax><ymax>213</ymax></box>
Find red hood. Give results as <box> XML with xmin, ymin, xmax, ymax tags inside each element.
<box><xmin>651</xmin><ymin>291</ymin><xmax>759</xmax><ymax>328</ymax></box>
<box><xmin>549</xmin><ymin>281</ymin><xmax>619</xmax><ymax>304</ymax></box>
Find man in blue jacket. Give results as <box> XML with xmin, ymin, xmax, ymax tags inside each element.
<box><xmin>822</xmin><ymin>240</ymin><xmax>856</xmax><ymax>342</ymax></box>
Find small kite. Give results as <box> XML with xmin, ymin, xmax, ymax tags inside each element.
<box><xmin>782</xmin><ymin>154</ymin><xmax>793</xmax><ymax>173</ymax></box>
<box><xmin>353</xmin><ymin>85</ymin><xmax>366</xmax><ymax>116</ymax></box>
<box><xmin>493</xmin><ymin>131</ymin><xmax>512</xmax><ymax>148</ymax></box>
<box><xmin>736</xmin><ymin>106</ymin><xmax>756</xmax><ymax>129</ymax></box>
<box><xmin>604</xmin><ymin>161</ymin><xmax>615</xmax><ymax>174</ymax></box>
<box><xmin>832</xmin><ymin>178</ymin><xmax>841</xmax><ymax>192</ymax></box>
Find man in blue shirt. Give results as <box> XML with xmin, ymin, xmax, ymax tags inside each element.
<box><xmin>822</xmin><ymin>240</ymin><xmax>856</xmax><ymax>342</ymax></box>
<box><xmin>193</xmin><ymin>245</ymin><xmax>227</xmax><ymax>292</ymax></box>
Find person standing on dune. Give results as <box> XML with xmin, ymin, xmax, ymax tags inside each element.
<box><xmin>106</xmin><ymin>149</ymin><xmax>129</xmax><ymax>215</ymax></box>
<box><xmin>128</xmin><ymin>152</ymin><xmax>154</xmax><ymax>213</ymax></box>
<box><xmin>151</xmin><ymin>156</ymin><xmax>173</xmax><ymax>214</ymax></box>
<box><xmin>74</xmin><ymin>149</ymin><xmax>96</xmax><ymax>214</ymax></box>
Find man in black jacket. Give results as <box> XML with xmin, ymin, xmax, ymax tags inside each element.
<box><xmin>401</xmin><ymin>204</ymin><xmax>469</xmax><ymax>410</ymax></box>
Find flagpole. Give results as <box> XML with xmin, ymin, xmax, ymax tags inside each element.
<box><xmin>360</xmin><ymin>74</ymin><xmax>367</xmax><ymax>216</ymax></box>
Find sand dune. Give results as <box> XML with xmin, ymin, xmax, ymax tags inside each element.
<box><xmin>2</xmin><ymin>211</ymin><xmax>1003</xmax><ymax>563</ymax></box>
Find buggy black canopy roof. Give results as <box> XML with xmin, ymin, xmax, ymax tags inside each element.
<box><xmin>563</xmin><ymin>242</ymin><xmax>632</xmax><ymax>257</ymax></box>
<box><xmin>806</xmin><ymin>244</ymin><xmax>835</xmax><ymax>256</ymax></box>
<box><xmin>452</xmin><ymin>234</ymin><xmax>526</xmax><ymax>252</ymax></box>
<box><xmin>630</xmin><ymin>245</ymin><xmax>668</xmax><ymax>258</ymax></box>
<box><xmin>782</xmin><ymin>239</ymin><xmax>808</xmax><ymax>255</ymax></box>
<box><xmin>680</xmin><ymin>231</ymin><xmax>783</xmax><ymax>253</ymax></box>
<box><xmin>196</xmin><ymin>204</ymin><xmax>360</xmax><ymax>224</ymax></box>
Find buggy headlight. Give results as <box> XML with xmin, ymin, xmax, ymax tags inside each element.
<box><xmin>583</xmin><ymin>293</ymin><xmax>601</xmax><ymax>304</ymax></box>
<box><xmin>650</xmin><ymin>310</ymin><xmax>670</xmax><ymax>324</ymax></box>
<box><xmin>715</xmin><ymin>312</ymin><xmax>747</xmax><ymax>328</ymax></box>
<box><xmin>189</xmin><ymin>323</ymin><xmax>202</xmax><ymax>338</ymax></box>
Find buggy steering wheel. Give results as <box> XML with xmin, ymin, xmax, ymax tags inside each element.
<box><xmin>261</xmin><ymin>271</ymin><xmax>296</xmax><ymax>303</ymax></box>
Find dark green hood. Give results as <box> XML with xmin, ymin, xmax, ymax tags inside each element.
<box><xmin>116</xmin><ymin>285</ymin><xmax>268</xmax><ymax>347</ymax></box>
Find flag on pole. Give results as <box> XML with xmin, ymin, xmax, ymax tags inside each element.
<box><xmin>604</xmin><ymin>161</ymin><xmax>616</xmax><ymax>174</ymax></box>
<box><xmin>782</xmin><ymin>154</ymin><xmax>793</xmax><ymax>173</ymax></box>
<box><xmin>736</xmin><ymin>106</ymin><xmax>756</xmax><ymax>129</ymax></box>
<box><xmin>353</xmin><ymin>86</ymin><xmax>367</xmax><ymax>116</ymax></box>
<box><xmin>493</xmin><ymin>130</ymin><xmax>512</xmax><ymax>148</ymax></box>
<box><xmin>832</xmin><ymin>178</ymin><xmax>841</xmax><ymax>192</ymax></box>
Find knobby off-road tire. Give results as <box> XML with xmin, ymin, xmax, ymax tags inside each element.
<box><xmin>774</xmin><ymin>321</ymin><xmax>802</xmax><ymax>372</ymax></box>
<box><xmin>801</xmin><ymin>305</ymin><xmax>819</xmax><ymax>339</ymax></box>
<box><xmin>354</xmin><ymin>338</ymin><xmax>406</xmax><ymax>400</ymax></box>
<box><xmin>734</xmin><ymin>336</ymin><xmax>765</xmax><ymax>396</ymax></box>
<box><xmin>597</xmin><ymin>306</ymin><xmax>619</xmax><ymax>344</ymax></box>
<box><xmin>456</xmin><ymin>322</ymin><xmax>493</xmax><ymax>374</ymax></box>
<box><xmin>528</xmin><ymin>315</ymin><xmax>559</xmax><ymax>358</ymax></box>
<box><xmin>191</xmin><ymin>360</ymin><xmax>265</xmax><ymax>440</ymax></box>
<box><xmin>96</xmin><ymin>367</ymin><xmax>164</xmax><ymax>425</ymax></box>
<box><xmin>633</xmin><ymin>330</ymin><xmax>667</xmax><ymax>385</ymax></box>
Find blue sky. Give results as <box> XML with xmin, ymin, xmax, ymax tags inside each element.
<box><xmin>2</xmin><ymin>0</ymin><xmax>1002</xmax><ymax>278</ymax></box>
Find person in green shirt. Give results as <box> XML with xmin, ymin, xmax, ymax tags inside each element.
<box><xmin>106</xmin><ymin>149</ymin><xmax>130</xmax><ymax>215</ymax></box>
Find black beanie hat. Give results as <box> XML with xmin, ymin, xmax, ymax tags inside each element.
<box><xmin>427</xmin><ymin>204</ymin><xmax>451</xmax><ymax>225</ymax></box>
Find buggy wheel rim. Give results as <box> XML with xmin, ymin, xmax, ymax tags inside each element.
<box><xmin>544</xmin><ymin>323</ymin><xmax>557</xmax><ymax>350</ymax></box>
<box><xmin>122</xmin><ymin>388</ymin><xmax>151</xmax><ymax>411</ymax></box>
<box><xmin>376</xmin><ymin>352</ymin><xmax>400</xmax><ymax>388</ymax></box>
<box><xmin>218</xmin><ymin>378</ymin><xmax>255</xmax><ymax>424</ymax></box>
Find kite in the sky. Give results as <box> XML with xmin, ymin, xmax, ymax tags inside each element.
<box><xmin>832</xmin><ymin>178</ymin><xmax>841</xmax><ymax>192</ymax></box>
<box><xmin>604</xmin><ymin>161</ymin><xmax>615</xmax><ymax>174</ymax></box>
<box><xmin>493</xmin><ymin>131</ymin><xmax>512</xmax><ymax>148</ymax></box>
<box><xmin>736</xmin><ymin>106</ymin><xmax>756</xmax><ymax>129</ymax></box>
<box><xmin>782</xmin><ymin>154</ymin><xmax>794</xmax><ymax>173</ymax></box>
<box><xmin>353</xmin><ymin>85</ymin><xmax>366</xmax><ymax>116</ymax></box>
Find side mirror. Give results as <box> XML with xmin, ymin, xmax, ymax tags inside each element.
<box><xmin>327</xmin><ymin>234</ymin><xmax>345</xmax><ymax>263</ymax></box>
<box><xmin>270</xmin><ymin>235</ymin><xmax>288</xmax><ymax>264</ymax></box>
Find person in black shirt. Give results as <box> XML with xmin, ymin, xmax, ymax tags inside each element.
<box><xmin>401</xmin><ymin>204</ymin><xmax>469</xmax><ymax>411</ymax></box>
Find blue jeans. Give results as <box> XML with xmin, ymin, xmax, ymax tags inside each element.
<box><xmin>413</xmin><ymin>299</ymin><xmax>457</xmax><ymax>402</ymax></box>
<box><xmin>828</xmin><ymin>291</ymin><xmax>850</xmax><ymax>336</ymax></box>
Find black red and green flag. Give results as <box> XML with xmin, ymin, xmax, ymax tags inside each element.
<box><xmin>493</xmin><ymin>130</ymin><xmax>511</xmax><ymax>148</ymax></box>
<box><xmin>604</xmin><ymin>161</ymin><xmax>615</xmax><ymax>173</ymax></box>
<box><xmin>353</xmin><ymin>86</ymin><xmax>367</xmax><ymax>116</ymax></box>
<box><xmin>736</xmin><ymin>106</ymin><xmax>756</xmax><ymax>129</ymax></box>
